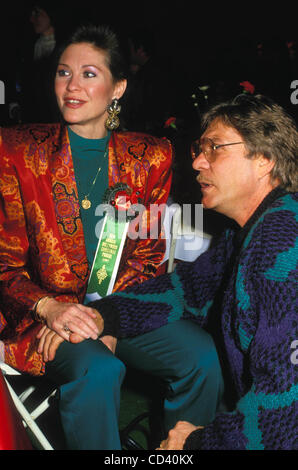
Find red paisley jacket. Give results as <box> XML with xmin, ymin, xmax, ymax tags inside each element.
<box><xmin>0</xmin><ymin>124</ymin><xmax>172</xmax><ymax>375</ymax></box>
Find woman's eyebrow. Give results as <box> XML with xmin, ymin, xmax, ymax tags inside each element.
<box><xmin>57</xmin><ymin>63</ymin><xmax>102</xmax><ymax>70</ymax></box>
<box><xmin>82</xmin><ymin>64</ymin><xmax>101</xmax><ymax>70</ymax></box>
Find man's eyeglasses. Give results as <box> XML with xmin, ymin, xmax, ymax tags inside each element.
<box><xmin>191</xmin><ymin>137</ymin><xmax>244</xmax><ymax>163</ymax></box>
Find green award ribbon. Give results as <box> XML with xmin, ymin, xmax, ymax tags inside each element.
<box><xmin>85</xmin><ymin>214</ymin><xmax>129</xmax><ymax>301</ymax></box>
<box><xmin>85</xmin><ymin>183</ymin><xmax>143</xmax><ymax>302</ymax></box>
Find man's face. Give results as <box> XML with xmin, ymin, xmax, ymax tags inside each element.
<box><xmin>30</xmin><ymin>8</ymin><xmax>52</xmax><ymax>35</ymax></box>
<box><xmin>192</xmin><ymin>120</ymin><xmax>263</xmax><ymax>226</ymax></box>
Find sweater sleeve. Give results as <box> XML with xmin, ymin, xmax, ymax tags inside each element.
<box><xmin>88</xmin><ymin>229</ymin><xmax>232</xmax><ymax>338</ymax></box>
<box><xmin>184</xmin><ymin>197</ymin><xmax>298</xmax><ymax>450</ymax></box>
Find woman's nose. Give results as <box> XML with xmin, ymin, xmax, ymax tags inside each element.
<box><xmin>66</xmin><ymin>74</ymin><xmax>81</xmax><ymax>91</ymax></box>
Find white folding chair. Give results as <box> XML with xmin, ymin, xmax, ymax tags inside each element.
<box><xmin>166</xmin><ymin>204</ymin><xmax>182</xmax><ymax>273</ymax></box>
<box><xmin>0</xmin><ymin>342</ymin><xmax>56</xmax><ymax>450</ymax></box>
<box><xmin>163</xmin><ymin>203</ymin><xmax>212</xmax><ymax>273</ymax></box>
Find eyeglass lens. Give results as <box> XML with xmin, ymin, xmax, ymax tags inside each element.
<box><xmin>191</xmin><ymin>139</ymin><xmax>214</xmax><ymax>161</ymax></box>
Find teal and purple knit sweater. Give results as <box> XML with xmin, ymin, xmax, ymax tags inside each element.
<box><xmin>91</xmin><ymin>188</ymin><xmax>298</xmax><ymax>450</ymax></box>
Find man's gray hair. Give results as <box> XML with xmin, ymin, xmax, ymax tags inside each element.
<box><xmin>201</xmin><ymin>94</ymin><xmax>298</xmax><ymax>192</ymax></box>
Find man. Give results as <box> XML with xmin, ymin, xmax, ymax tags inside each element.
<box><xmin>20</xmin><ymin>1</ymin><xmax>59</xmax><ymax>123</ymax></box>
<box><xmin>91</xmin><ymin>94</ymin><xmax>297</xmax><ymax>449</ymax></box>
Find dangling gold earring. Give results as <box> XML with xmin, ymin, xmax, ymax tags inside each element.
<box><xmin>105</xmin><ymin>99</ymin><xmax>121</xmax><ymax>130</ymax></box>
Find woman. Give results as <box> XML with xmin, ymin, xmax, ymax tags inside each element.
<box><xmin>0</xmin><ymin>24</ymin><xmax>173</xmax><ymax>449</ymax></box>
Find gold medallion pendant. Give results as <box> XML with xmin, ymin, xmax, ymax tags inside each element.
<box><xmin>82</xmin><ymin>197</ymin><xmax>92</xmax><ymax>210</ymax></box>
<box><xmin>79</xmin><ymin>144</ymin><xmax>108</xmax><ymax>211</ymax></box>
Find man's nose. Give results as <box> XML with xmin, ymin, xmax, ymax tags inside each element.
<box><xmin>192</xmin><ymin>152</ymin><xmax>210</xmax><ymax>171</ymax></box>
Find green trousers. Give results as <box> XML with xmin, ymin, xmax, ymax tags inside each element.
<box><xmin>45</xmin><ymin>320</ymin><xmax>224</xmax><ymax>450</ymax></box>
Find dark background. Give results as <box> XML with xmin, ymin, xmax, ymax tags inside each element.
<box><xmin>1</xmin><ymin>0</ymin><xmax>297</xmax><ymax>120</ymax></box>
<box><xmin>0</xmin><ymin>1</ymin><xmax>297</xmax><ymax>230</ymax></box>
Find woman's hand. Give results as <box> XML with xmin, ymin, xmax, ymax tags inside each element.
<box><xmin>36</xmin><ymin>325</ymin><xmax>65</xmax><ymax>362</ymax></box>
<box><xmin>36</xmin><ymin>325</ymin><xmax>89</xmax><ymax>362</ymax></box>
<box><xmin>99</xmin><ymin>335</ymin><xmax>117</xmax><ymax>354</ymax></box>
<box><xmin>37</xmin><ymin>298</ymin><xmax>103</xmax><ymax>342</ymax></box>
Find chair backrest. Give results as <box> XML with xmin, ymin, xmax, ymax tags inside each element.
<box><xmin>164</xmin><ymin>203</ymin><xmax>182</xmax><ymax>273</ymax></box>
<box><xmin>162</xmin><ymin>203</ymin><xmax>212</xmax><ymax>273</ymax></box>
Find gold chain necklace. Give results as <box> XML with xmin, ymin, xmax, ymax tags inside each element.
<box><xmin>81</xmin><ymin>146</ymin><xmax>108</xmax><ymax>210</ymax></box>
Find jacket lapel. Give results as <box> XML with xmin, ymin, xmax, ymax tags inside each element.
<box><xmin>108</xmin><ymin>132</ymin><xmax>151</xmax><ymax>194</ymax></box>
<box><xmin>50</xmin><ymin>125</ymin><xmax>89</xmax><ymax>288</ymax></box>
<box><xmin>108</xmin><ymin>132</ymin><xmax>139</xmax><ymax>189</ymax></box>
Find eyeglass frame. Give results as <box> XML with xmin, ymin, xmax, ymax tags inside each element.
<box><xmin>191</xmin><ymin>137</ymin><xmax>245</xmax><ymax>163</ymax></box>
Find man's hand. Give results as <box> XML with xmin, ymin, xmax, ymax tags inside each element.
<box><xmin>156</xmin><ymin>421</ymin><xmax>203</xmax><ymax>450</ymax></box>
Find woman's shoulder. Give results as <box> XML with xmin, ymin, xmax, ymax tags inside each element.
<box><xmin>0</xmin><ymin>123</ymin><xmax>62</xmax><ymax>149</ymax></box>
<box><xmin>113</xmin><ymin>130</ymin><xmax>172</xmax><ymax>151</ymax></box>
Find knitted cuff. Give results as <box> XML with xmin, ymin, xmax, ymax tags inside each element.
<box><xmin>183</xmin><ymin>428</ymin><xmax>204</xmax><ymax>450</ymax></box>
<box><xmin>87</xmin><ymin>298</ymin><xmax>120</xmax><ymax>338</ymax></box>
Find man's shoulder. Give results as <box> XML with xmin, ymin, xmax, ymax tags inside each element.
<box><xmin>276</xmin><ymin>192</ymin><xmax>298</xmax><ymax>212</ymax></box>
<box><xmin>262</xmin><ymin>192</ymin><xmax>298</xmax><ymax>229</ymax></box>
<box><xmin>248</xmin><ymin>192</ymin><xmax>297</xmax><ymax>259</ymax></box>
<box><xmin>252</xmin><ymin>192</ymin><xmax>297</xmax><ymax>232</ymax></box>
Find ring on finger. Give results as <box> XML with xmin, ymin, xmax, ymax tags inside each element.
<box><xmin>63</xmin><ymin>324</ymin><xmax>71</xmax><ymax>333</ymax></box>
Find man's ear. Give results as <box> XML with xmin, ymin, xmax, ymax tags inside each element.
<box><xmin>256</xmin><ymin>154</ymin><xmax>275</xmax><ymax>179</ymax></box>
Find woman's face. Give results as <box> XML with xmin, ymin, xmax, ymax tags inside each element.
<box><xmin>55</xmin><ymin>42</ymin><xmax>126</xmax><ymax>138</ymax></box>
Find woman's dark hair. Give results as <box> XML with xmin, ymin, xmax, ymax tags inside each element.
<box><xmin>201</xmin><ymin>94</ymin><xmax>298</xmax><ymax>191</ymax></box>
<box><xmin>55</xmin><ymin>23</ymin><xmax>128</xmax><ymax>83</ymax></box>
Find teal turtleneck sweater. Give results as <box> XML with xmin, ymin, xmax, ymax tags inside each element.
<box><xmin>68</xmin><ymin>127</ymin><xmax>110</xmax><ymax>267</ymax></box>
